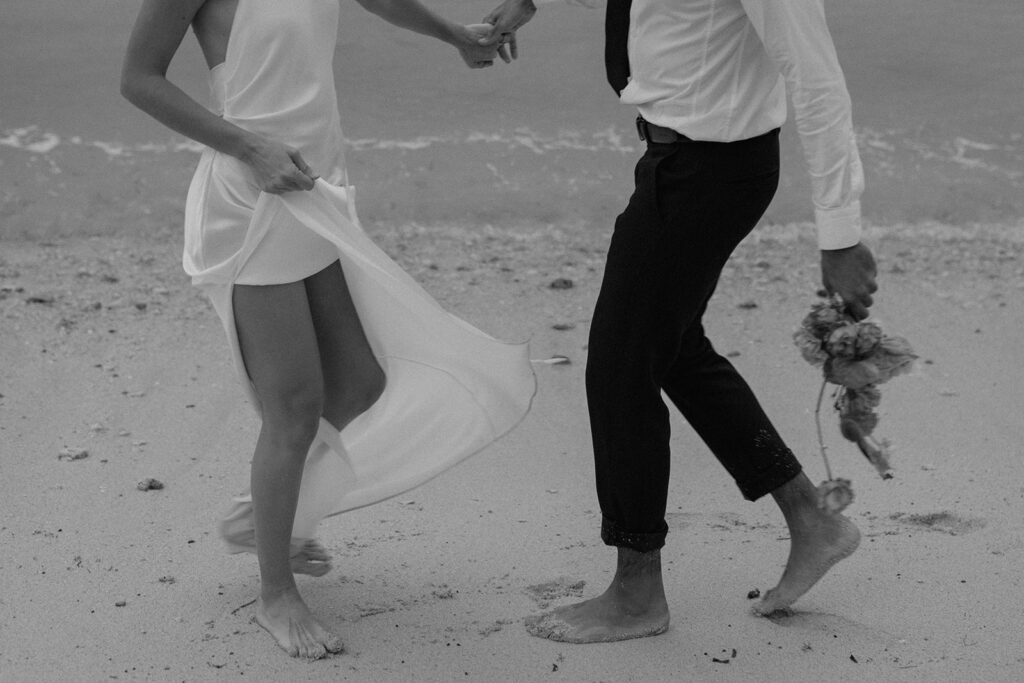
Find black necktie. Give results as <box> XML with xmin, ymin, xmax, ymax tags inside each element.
<box><xmin>604</xmin><ymin>0</ymin><xmax>632</xmax><ymax>96</ymax></box>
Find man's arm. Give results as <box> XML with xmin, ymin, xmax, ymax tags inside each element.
<box><xmin>740</xmin><ymin>0</ymin><xmax>876</xmax><ymax>318</ymax></box>
<box><xmin>483</xmin><ymin>0</ymin><xmax>537</xmax><ymax>33</ymax></box>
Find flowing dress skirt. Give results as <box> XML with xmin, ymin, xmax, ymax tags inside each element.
<box><xmin>185</xmin><ymin>170</ymin><xmax>535</xmax><ymax>539</ymax></box>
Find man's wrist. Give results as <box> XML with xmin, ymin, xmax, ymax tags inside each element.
<box><xmin>510</xmin><ymin>0</ymin><xmax>537</xmax><ymax>23</ymax></box>
<box><xmin>815</xmin><ymin>201</ymin><xmax>862</xmax><ymax>250</ymax></box>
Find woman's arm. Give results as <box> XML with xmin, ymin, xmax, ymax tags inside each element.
<box><xmin>353</xmin><ymin>0</ymin><xmax>499</xmax><ymax>67</ymax></box>
<box><xmin>120</xmin><ymin>0</ymin><xmax>315</xmax><ymax>193</ymax></box>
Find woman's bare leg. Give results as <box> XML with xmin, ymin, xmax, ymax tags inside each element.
<box><xmin>304</xmin><ymin>261</ymin><xmax>385</xmax><ymax>431</ymax></box>
<box><xmin>233</xmin><ymin>281</ymin><xmax>343</xmax><ymax>659</ymax></box>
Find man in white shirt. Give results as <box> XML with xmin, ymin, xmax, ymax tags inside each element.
<box><xmin>485</xmin><ymin>0</ymin><xmax>876</xmax><ymax>642</ymax></box>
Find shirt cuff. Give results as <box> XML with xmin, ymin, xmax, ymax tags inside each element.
<box><xmin>815</xmin><ymin>200</ymin><xmax>863</xmax><ymax>250</ymax></box>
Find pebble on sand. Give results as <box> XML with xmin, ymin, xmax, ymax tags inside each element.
<box><xmin>57</xmin><ymin>447</ymin><xmax>89</xmax><ymax>461</ymax></box>
<box><xmin>549</xmin><ymin>278</ymin><xmax>574</xmax><ymax>290</ymax></box>
<box><xmin>137</xmin><ymin>478</ymin><xmax>164</xmax><ymax>491</ymax></box>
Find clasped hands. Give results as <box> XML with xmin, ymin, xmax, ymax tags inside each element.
<box><xmin>246</xmin><ymin>0</ymin><xmax>539</xmax><ymax>192</ymax></box>
<box><xmin>455</xmin><ymin>0</ymin><xmax>536</xmax><ymax>69</ymax></box>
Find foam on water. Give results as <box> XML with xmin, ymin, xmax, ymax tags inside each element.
<box><xmin>0</xmin><ymin>125</ymin><xmax>206</xmax><ymax>157</ymax></box>
<box><xmin>0</xmin><ymin>126</ymin><xmax>61</xmax><ymax>154</ymax></box>
<box><xmin>3</xmin><ymin>121</ymin><xmax>1021</xmax><ymax>237</ymax></box>
<box><xmin>4</xmin><ymin>123</ymin><xmax>1020</xmax><ymax>186</ymax></box>
<box><xmin>1</xmin><ymin>123</ymin><xmax>637</xmax><ymax>158</ymax></box>
<box><xmin>855</xmin><ymin>126</ymin><xmax>1024</xmax><ymax>182</ymax></box>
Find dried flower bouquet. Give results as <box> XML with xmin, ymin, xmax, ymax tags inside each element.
<box><xmin>794</xmin><ymin>296</ymin><xmax>917</xmax><ymax>513</ymax></box>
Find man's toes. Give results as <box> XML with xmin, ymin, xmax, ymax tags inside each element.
<box><xmin>751</xmin><ymin>596</ymin><xmax>792</xmax><ymax>618</ymax></box>
<box><xmin>523</xmin><ymin>613</ymin><xmax>546</xmax><ymax>634</ymax></box>
<box><xmin>525</xmin><ymin>612</ymin><xmax>564</xmax><ymax>639</ymax></box>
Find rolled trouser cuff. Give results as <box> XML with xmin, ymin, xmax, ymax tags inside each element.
<box><xmin>736</xmin><ymin>460</ymin><xmax>803</xmax><ymax>502</ymax></box>
<box><xmin>600</xmin><ymin>516</ymin><xmax>667</xmax><ymax>553</ymax></box>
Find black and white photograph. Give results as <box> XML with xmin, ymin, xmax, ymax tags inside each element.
<box><xmin>1</xmin><ymin>0</ymin><xmax>1021</xmax><ymax>679</ymax></box>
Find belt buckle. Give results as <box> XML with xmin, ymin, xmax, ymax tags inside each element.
<box><xmin>635</xmin><ymin>116</ymin><xmax>648</xmax><ymax>142</ymax></box>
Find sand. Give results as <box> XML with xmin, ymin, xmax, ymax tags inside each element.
<box><xmin>2</xmin><ymin>0</ymin><xmax>1023</xmax><ymax>681</ymax></box>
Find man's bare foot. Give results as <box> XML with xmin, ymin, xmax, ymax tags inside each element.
<box><xmin>753</xmin><ymin>474</ymin><xmax>862</xmax><ymax>616</ymax></box>
<box><xmin>525</xmin><ymin>592</ymin><xmax>670</xmax><ymax>644</ymax></box>
<box><xmin>525</xmin><ymin>548</ymin><xmax>669</xmax><ymax>643</ymax></box>
<box><xmin>255</xmin><ymin>588</ymin><xmax>344</xmax><ymax>659</ymax></box>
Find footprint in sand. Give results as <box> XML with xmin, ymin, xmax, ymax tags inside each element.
<box><xmin>524</xmin><ymin>577</ymin><xmax>587</xmax><ymax>610</ymax></box>
<box><xmin>888</xmin><ymin>511</ymin><xmax>986</xmax><ymax>535</ymax></box>
<box><xmin>665</xmin><ymin>511</ymin><xmax>776</xmax><ymax>532</ymax></box>
<box><xmin>767</xmin><ymin>610</ymin><xmax>901</xmax><ymax>655</ymax></box>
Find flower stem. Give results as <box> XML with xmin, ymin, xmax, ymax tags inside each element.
<box><xmin>814</xmin><ymin>377</ymin><xmax>834</xmax><ymax>480</ymax></box>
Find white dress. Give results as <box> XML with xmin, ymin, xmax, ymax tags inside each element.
<box><xmin>182</xmin><ymin>0</ymin><xmax>535</xmax><ymax>539</ymax></box>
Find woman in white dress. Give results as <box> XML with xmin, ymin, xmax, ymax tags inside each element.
<box><xmin>121</xmin><ymin>0</ymin><xmax>533</xmax><ymax>659</ymax></box>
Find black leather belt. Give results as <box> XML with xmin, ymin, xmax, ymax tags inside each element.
<box><xmin>635</xmin><ymin>116</ymin><xmax>690</xmax><ymax>144</ymax></box>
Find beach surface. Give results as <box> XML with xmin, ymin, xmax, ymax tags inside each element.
<box><xmin>2</xmin><ymin>1</ymin><xmax>1023</xmax><ymax>681</ymax></box>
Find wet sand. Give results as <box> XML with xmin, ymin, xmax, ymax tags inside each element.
<box><xmin>2</xmin><ymin>1</ymin><xmax>1023</xmax><ymax>681</ymax></box>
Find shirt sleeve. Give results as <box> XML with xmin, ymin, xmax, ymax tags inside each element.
<box><xmin>740</xmin><ymin>0</ymin><xmax>864</xmax><ymax>250</ymax></box>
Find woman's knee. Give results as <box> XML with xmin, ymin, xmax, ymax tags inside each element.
<box><xmin>258</xmin><ymin>380</ymin><xmax>325</xmax><ymax>445</ymax></box>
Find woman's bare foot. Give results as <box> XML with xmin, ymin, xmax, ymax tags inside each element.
<box><xmin>753</xmin><ymin>474</ymin><xmax>861</xmax><ymax>616</ymax></box>
<box><xmin>220</xmin><ymin>500</ymin><xmax>332</xmax><ymax>576</ymax></box>
<box><xmin>525</xmin><ymin>548</ymin><xmax>669</xmax><ymax>643</ymax></box>
<box><xmin>291</xmin><ymin>539</ymin><xmax>332</xmax><ymax>577</ymax></box>
<box><xmin>255</xmin><ymin>587</ymin><xmax>344</xmax><ymax>659</ymax></box>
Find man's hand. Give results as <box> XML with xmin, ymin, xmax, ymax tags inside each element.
<box><xmin>820</xmin><ymin>243</ymin><xmax>878</xmax><ymax>320</ymax></box>
<box><xmin>480</xmin><ymin>0</ymin><xmax>537</xmax><ymax>61</ymax></box>
<box><xmin>454</xmin><ymin>23</ymin><xmax>500</xmax><ymax>68</ymax></box>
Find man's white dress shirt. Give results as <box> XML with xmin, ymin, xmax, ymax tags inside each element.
<box><xmin>620</xmin><ymin>0</ymin><xmax>864</xmax><ymax>249</ymax></box>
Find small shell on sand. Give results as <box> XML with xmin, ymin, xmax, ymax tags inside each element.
<box><xmin>137</xmin><ymin>478</ymin><xmax>164</xmax><ymax>491</ymax></box>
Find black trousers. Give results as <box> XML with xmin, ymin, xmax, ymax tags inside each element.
<box><xmin>587</xmin><ymin>128</ymin><xmax>802</xmax><ymax>553</ymax></box>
